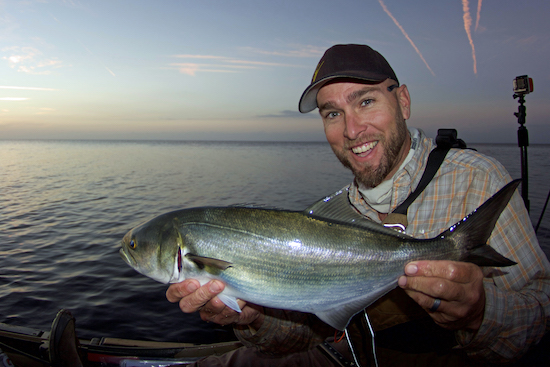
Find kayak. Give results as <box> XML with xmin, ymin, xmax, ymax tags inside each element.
<box><xmin>0</xmin><ymin>309</ymin><xmax>242</xmax><ymax>367</ymax></box>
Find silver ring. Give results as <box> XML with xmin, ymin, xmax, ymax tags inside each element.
<box><xmin>429</xmin><ymin>298</ymin><xmax>441</xmax><ymax>312</ymax></box>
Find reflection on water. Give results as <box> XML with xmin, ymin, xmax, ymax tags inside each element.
<box><xmin>0</xmin><ymin>140</ymin><xmax>548</xmax><ymax>343</ymax></box>
<box><xmin>0</xmin><ymin>140</ymin><xmax>353</xmax><ymax>342</ymax></box>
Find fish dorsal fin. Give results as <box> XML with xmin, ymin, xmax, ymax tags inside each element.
<box><xmin>315</xmin><ymin>281</ymin><xmax>398</xmax><ymax>331</ymax></box>
<box><xmin>304</xmin><ymin>186</ymin><xmax>355</xmax><ymax>219</ymax></box>
<box><xmin>304</xmin><ymin>186</ymin><xmax>413</xmax><ymax>239</ymax></box>
<box><xmin>185</xmin><ymin>254</ymin><xmax>232</xmax><ymax>271</ymax></box>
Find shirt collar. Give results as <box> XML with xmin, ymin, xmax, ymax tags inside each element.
<box><xmin>349</xmin><ymin>128</ymin><xmax>433</xmax><ymax>219</ymax></box>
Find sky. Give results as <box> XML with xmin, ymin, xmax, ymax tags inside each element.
<box><xmin>1</xmin><ymin>0</ymin><xmax>549</xmax><ymax>143</ymax></box>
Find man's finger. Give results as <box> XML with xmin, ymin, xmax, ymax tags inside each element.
<box><xmin>400</xmin><ymin>273</ymin><xmax>468</xmax><ymax>302</ymax></box>
<box><xmin>405</xmin><ymin>260</ymin><xmax>478</xmax><ymax>283</ymax></box>
<box><xmin>177</xmin><ymin>280</ymin><xmax>225</xmax><ymax>313</ymax></box>
<box><xmin>166</xmin><ymin>279</ymin><xmax>200</xmax><ymax>303</ymax></box>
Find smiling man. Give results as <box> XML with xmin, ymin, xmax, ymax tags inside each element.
<box><xmin>318</xmin><ymin>79</ymin><xmax>410</xmax><ymax>191</ymax></box>
<box><xmin>167</xmin><ymin>44</ymin><xmax>550</xmax><ymax>366</ymax></box>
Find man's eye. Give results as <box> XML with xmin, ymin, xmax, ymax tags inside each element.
<box><xmin>326</xmin><ymin>112</ymin><xmax>340</xmax><ymax>119</ymax></box>
<box><xmin>361</xmin><ymin>99</ymin><xmax>374</xmax><ymax>106</ymax></box>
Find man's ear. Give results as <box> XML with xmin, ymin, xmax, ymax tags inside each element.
<box><xmin>397</xmin><ymin>84</ymin><xmax>411</xmax><ymax>120</ymax></box>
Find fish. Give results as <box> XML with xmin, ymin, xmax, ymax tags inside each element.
<box><xmin>119</xmin><ymin>180</ymin><xmax>519</xmax><ymax>331</ymax></box>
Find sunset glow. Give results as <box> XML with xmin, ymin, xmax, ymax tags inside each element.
<box><xmin>0</xmin><ymin>0</ymin><xmax>548</xmax><ymax>143</ymax></box>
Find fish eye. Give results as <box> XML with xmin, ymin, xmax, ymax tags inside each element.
<box><xmin>129</xmin><ymin>239</ymin><xmax>137</xmax><ymax>249</ymax></box>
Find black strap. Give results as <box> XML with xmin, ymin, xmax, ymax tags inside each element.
<box><xmin>392</xmin><ymin>147</ymin><xmax>449</xmax><ymax>215</ymax></box>
<box><xmin>392</xmin><ymin>129</ymin><xmax>466</xmax><ymax>216</ymax></box>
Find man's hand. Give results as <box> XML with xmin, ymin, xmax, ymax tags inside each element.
<box><xmin>166</xmin><ymin>279</ymin><xmax>264</xmax><ymax>328</ymax></box>
<box><xmin>398</xmin><ymin>260</ymin><xmax>486</xmax><ymax>332</ymax></box>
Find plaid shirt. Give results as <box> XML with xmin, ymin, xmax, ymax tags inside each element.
<box><xmin>235</xmin><ymin>128</ymin><xmax>550</xmax><ymax>363</ymax></box>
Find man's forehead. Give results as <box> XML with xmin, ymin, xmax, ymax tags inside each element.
<box><xmin>322</xmin><ymin>78</ymin><xmax>387</xmax><ymax>90</ymax></box>
<box><xmin>317</xmin><ymin>79</ymin><xmax>389</xmax><ymax>105</ymax></box>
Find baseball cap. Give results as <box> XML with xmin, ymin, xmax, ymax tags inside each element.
<box><xmin>298</xmin><ymin>44</ymin><xmax>399</xmax><ymax>113</ymax></box>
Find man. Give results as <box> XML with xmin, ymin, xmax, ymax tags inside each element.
<box><xmin>167</xmin><ymin>44</ymin><xmax>550</xmax><ymax>365</ymax></box>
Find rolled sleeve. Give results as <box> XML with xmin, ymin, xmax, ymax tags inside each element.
<box><xmin>234</xmin><ymin>308</ymin><xmax>332</xmax><ymax>356</ymax></box>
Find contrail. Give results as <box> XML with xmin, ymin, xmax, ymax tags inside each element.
<box><xmin>377</xmin><ymin>0</ymin><xmax>435</xmax><ymax>76</ymax></box>
<box><xmin>474</xmin><ymin>0</ymin><xmax>482</xmax><ymax>32</ymax></box>
<box><xmin>462</xmin><ymin>0</ymin><xmax>477</xmax><ymax>74</ymax></box>
<box><xmin>78</xmin><ymin>41</ymin><xmax>116</xmax><ymax>77</ymax></box>
<box><xmin>0</xmin><ymin>86</ymin><xmax>58</xmax><ymax>91</ymax></box>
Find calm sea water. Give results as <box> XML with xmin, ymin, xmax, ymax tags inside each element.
<box><xmin>0</xmin><ymin>140</ymin><xmax>548</xmax><ymax>344</ymax></box>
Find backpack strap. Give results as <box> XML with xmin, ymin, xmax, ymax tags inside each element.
<box><xmin>382</xmin><ymin>129</ymin><xmax>466</xmax><ymax>230</ymax></box>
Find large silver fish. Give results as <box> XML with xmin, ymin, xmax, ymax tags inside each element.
<box><xmin>120</xmin><ymin>180</ymin><xmax>518</xmax><ymax>330</ymax></box>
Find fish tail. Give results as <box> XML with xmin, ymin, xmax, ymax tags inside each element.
<box><xmin>442</xmin><ymin>179</ymin><xmax>520</xmax><ymax>267</ymax></box>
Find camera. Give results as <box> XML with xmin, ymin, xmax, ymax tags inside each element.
<box><xmin>513</xmin><ymin>75</ymin><xmax>534</xmax><ymax>95</ymax></box>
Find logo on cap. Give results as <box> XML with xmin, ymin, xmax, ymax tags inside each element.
<box><xmin>311</xmin><ymin>61</ymin><xmax>324</xmax><ymax>83</ymax></box>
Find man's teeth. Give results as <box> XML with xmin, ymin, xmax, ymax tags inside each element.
<box><xmin>352</xmin><ymin>141</ymin><xmax>377</xmax><ymax>154</ymax></box>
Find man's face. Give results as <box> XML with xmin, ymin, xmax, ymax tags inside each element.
<box><xmin>317</xmin><ymin>79</ymin><xmax>411</xmax><ymax>188</ymax></box>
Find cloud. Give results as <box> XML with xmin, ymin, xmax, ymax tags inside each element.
<box><xmin>169</xmin><ymin>53</ymin><xmax>302</xmax><ymax>76</ymax></box>
<box><xmin>516</xmin><ymin>36</ymin><xmax>537</xmax><ymax>45</ymax></box>
<box><xmin>257</xmin><ymin>110</ymin><xmax>318</xmax><ymax>119</ymax></box>
<box><xmin>240</xmin><ymin>45</ymin><xmax>325</xmax><ymax>58</ymax></box>
<box><xmin>36</xmin><ymin>107</ymin><xmax>56</xmax><ymax>115</ymax></box>
<box><xmin>174</xmin><ymin>63</ymin><xmax>200</xmax><ymax>76</ymax></box>
<box><xmin>1</xmin><ymin>46</ymin><xmax>64</xmax><ymax>75</ymax></box>
<box><xmin>169</xmin><ymin>62</ymin><xmax>239</xmax><ymax>76</ymax></box>
<box><xmin>175</xmin><ymin>45</ymin><xmax>324</xmax><ymax>60</ymax></box>
<box><xmin>172</xmin><ymin>55</ymin><xmax>229</xmax><ymax>60</ymax></box>
<box><xmin>0</xmin><ymin>86</ymin><xmax>58</xmax><ymax>91</ymax></box>
<box><xmin>226</xmin><ymin>59</ymin><xmax>298</xmax><ymax>67</ymax></box>
<box><xmin>0</xmin><ymin>85</ymin><xmax>58</xmax><ymax>102</ymax></box>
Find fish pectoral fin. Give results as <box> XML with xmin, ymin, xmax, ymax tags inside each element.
<box><xmin>315</xmin><ymin>308</ymin><xmax>356</xmax><ymax>332</ymax></box>
<box><xmin>185</xmin><ymin>254</ymin><xmax>232</xmax><ymax>271</ymax></box>
<box><xmin>217</xmin><ymin>294</ymin><xmax>242</xmax><ymax>313</ymax></box>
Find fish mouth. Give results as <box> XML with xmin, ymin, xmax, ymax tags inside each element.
<box><xmin>119</xmin><ymin>247</ymin><xmax>136</xmax><ymax>266</ymax></box>
<box><xmin>351</xmin><ymin>141</ymin><xmax>378</xmax><ymax>156</ymax></box>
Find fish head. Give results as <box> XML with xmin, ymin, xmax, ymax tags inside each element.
<box><xmin>120</xmin><ymin>213</ymin><xmax>187</xmax><ymax>284</ymax></box>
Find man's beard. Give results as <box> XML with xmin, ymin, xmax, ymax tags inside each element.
<box><xmin>332</xmin><ymin>118</ymin><xmax>409</xmax><ymax>189</ymax></box>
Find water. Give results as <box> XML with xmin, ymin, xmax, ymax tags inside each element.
<box><xmin>0</xmin><ymin>140</ymin><xmax>549</xmax><ymax>344</ymax></box>
<box><xmin>0</xmin><ymin>140</ymin><xmax>353</xmax><ymax>343</ymax></box>
<box><xmin>469</xmin><ymin>143</ymin><xmax>550</xmax><ymax>247</ymax></box>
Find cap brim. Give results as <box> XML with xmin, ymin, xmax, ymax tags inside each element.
<box><xmin>298</xmin><ymin>74</ymin><xmax>391</xmax><ymax>113</ymax></box>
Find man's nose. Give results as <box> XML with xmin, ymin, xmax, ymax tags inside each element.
<box><xmin>343</xmin><ymin>111</ymin><xmax>366</xmax><ymax>140</ymax></box>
